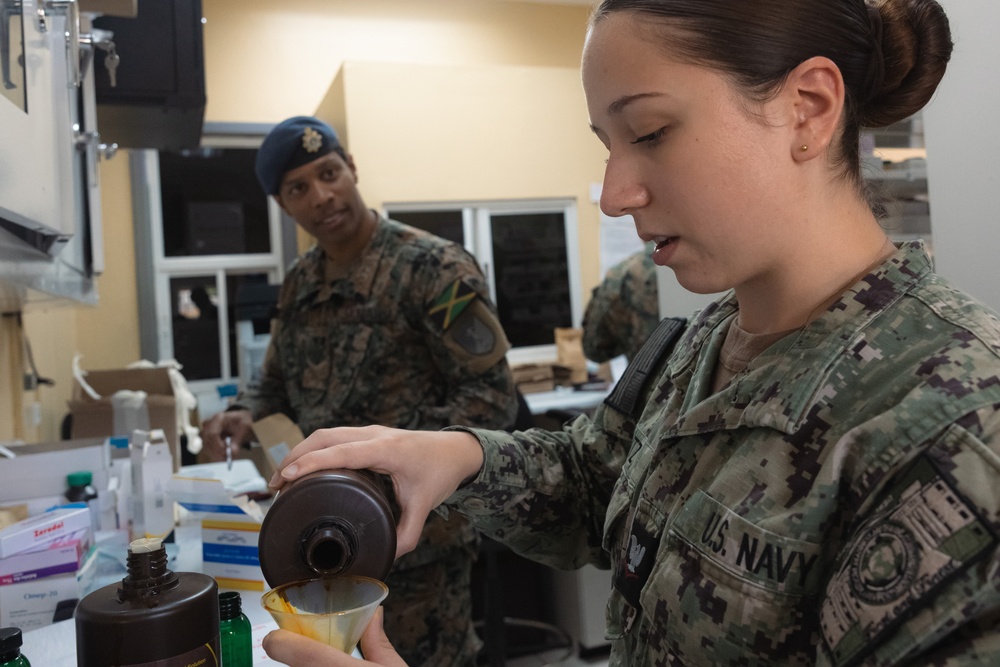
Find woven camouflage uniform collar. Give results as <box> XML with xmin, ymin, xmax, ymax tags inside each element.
<box><xmin>665</xmin><ymin>241</ymin><xmax>939</xmax><ymax>436</ymax></box>
<box><xmin>292</xmin><ymin>212</ymin><xmax>390</xmax><ymax>306</ymax></box>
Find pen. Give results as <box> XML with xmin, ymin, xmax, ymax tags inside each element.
<box><xmin>225</xmin><ymin>436</ymin><xmax>232</xmax><ymax>471</ymax></box>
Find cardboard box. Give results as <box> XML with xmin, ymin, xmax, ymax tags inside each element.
<box><xmin>129</xmin><ymin>430</ymin><xmax>175</xmax><ymax>540</ymax></box>
<box><xmin>68</xmin><ymin>366</ymin><xmax>183</xmax><ymax>470</ymax></box>
<box><xmin>0</xmin><ymin>438</ymin><xmax>109</xmax><ymax>516</ymax></box>
<box><xmin>201</xmin><ymin>517</ymin><xmax>264</xmax><ymax>591</ymax></box>
<box><xmin>0</xmin><ymin>506</ymin><xmax>92</xmax><ymax>558</ymax></box>
<box><xmin>0</xmin><ymin>572</ymin><xmax>79</xmax><ymax>631</ymax></box>
<box><xmin>0</xmin><ymin>529</ymin><xmax>90</xmax><ymax>585</ymax></box>
<box><xmin>555</xmin><ymin>327</ymin><xmax>588</xmax><ymax>385</ymax></box>
<box><xmin>248</xmin><ymin>413</ymin><xmax>302</xmax><ymax>481</ymax></box>
<box><xmin>511</xmin><ymin>363</ymin><xmax>555</xmax><ymax>394</ymax></box>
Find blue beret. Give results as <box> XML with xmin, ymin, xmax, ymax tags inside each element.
<box><xmin>255</xmin><ymin>116</ymin><xmax>344</xmax><ymax>195</ymax></box>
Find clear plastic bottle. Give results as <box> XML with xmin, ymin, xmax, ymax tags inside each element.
<box><xmin>74</xmin><ymin>537</ymin><xmax>220</xmax><ymax>666</ymax></box>
<box><xmin>218</xmin><ymin>591</ymin><xmax>253</xmax><ymax>667</ymax></box>
<box><xmin>0</xmin><ymin>627</ymin><xmax>30</xmax><ymax>667</ymax></box>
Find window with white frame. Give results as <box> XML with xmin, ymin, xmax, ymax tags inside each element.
<box><xmin>131</xmin><ymin>124</ymin><xmax>295</xmax><ymax>417</ymax></box>
<box><xmin>384</xmin><ymin>199</ymin><xmax>583</xmax><ymax>364</ymax></box>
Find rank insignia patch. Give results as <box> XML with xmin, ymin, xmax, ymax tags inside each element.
<box><xmin>614</xmin><ymin>519</ymin><xmax>659</xmax><ymax>610</ymax></box>
<box><xmin>820</xmin><ymin>455</ymin><xmax>997</xmax><ymax>666</ymax></box>
<box><xmin>429</xmin><ymin>280</ymin><xmax>478</xmax><ymax>331</ymax></box>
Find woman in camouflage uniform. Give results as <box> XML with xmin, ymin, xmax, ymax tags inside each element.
<box><xmin>264</xmin><ymin>1</ymin><xmax>1000</xmax><ymax>666</ymax></box>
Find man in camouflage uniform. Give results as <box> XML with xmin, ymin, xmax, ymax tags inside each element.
<box><xmin>582</xmin><ymin>248</ymin><xmax>660</xmax><ymax>363</ymax></box>
<box><xmin>202</xmin><ymin>116</ymin><xmax>518</xmax><ymax>666</ymax></box>
<box><xmin>449</xmin><ymin>241</ymin><xmax>1000</xmax><ymax>665</ymax></box>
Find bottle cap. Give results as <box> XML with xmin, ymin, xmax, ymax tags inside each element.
<box><xmin>129</xmin><ymin>537</ymin><xmax>163</xmax><ymax>553</ymax></box>
<box><xmin>219</xmin><ymin>591</ymin><xmax>243</xmax><ymax>620</ymax></box>
<box><xmin>109</xmin><ymin>436</ymin><xmax>130</xmax><ymax>449</ymax></box>
<box><xmin>67</xmin><ymin>470</ymin><xmax>93</xmax><ymax>486</ymax></box>
<box><xmin>0</xmin><ymin>627</ymin><xmax>23</xmax><ymax>658</ymax></box>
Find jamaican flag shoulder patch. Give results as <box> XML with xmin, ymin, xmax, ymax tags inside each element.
<box><xmin>429</xmin><ymin>279</ymin><xmax>479</xmax><ymax>331</ymax></box>
<box><xmin>428</xmin><ymin>279</ymin><xmax>510</xmax><ymax>373</ymax></box>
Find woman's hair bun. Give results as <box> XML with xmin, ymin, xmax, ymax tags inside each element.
<box><xmin>862</xmin><ymin>0</ymin><xmax>953</xmax><ymax>128</ymax></box>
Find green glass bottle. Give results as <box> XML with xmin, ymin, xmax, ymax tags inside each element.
<box><xmin>219</xmin><ymin>591</ymin><xmax>253</xmax><ymax>667</ymax></box>
<box><xmin>0</xmin><ymin>627</ymin><xmax>30</xmax><ymax>667</ymax></box>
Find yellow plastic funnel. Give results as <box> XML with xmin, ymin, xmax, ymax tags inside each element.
<box><xmin>261</xmin><ymin>575</ymin><xmax>388</xmax><ymax>653</ymax></box>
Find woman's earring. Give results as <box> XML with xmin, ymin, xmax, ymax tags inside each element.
<box><xmin>799</xmin><ymin>145</ymin><xmax>809</xmax><ymax>152</ymax></box>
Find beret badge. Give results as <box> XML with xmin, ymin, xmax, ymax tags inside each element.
<box><xmin>302</xmin><ymin>126</ymin><xmax>324</xmax><ymax>153</ymax></box>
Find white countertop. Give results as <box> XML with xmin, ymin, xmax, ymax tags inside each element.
<box><xmin>522</xmin><ymin>386</ymin><xmax>610</xmax><ymax>415</ymax></box>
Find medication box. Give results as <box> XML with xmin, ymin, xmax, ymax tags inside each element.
<box><xmin>201</xmin><ymin>517</ymin><xmax>263</xmax><ymax>591</ymax></box>
<box><xmin>129</xmin><ymin>430</ymin><xmax>175</xmax><ymax>540</ymax></box>
<box><xmin>169</xmin><ymin>461</ymin><xmax>266</xmax><ymax>591</ymax></box>
<box><xmin>0</xmin><ymin>572</ymin><xmax>79</xmax><ymax>631</ymax></box>
<box><xmin>0</xmin><ymin>529</ymin><xmax>90</xmax><ymax>585</ymax></box>
<box><xmin>0</xmin><ymin>506</ymin><xmax>91</xmax><ymax>558</ymax></box>
<box><xmin>248</xmin><ymin>413</ymin><xmax>302</xmax><ymax>482</ymax></box>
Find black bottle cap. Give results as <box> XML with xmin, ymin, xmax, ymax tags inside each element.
<box><xmin>0</xmin><ymin>627</ymin><xmax>23</xmax><ymax>661</ymax></box>
<box><xmin>219</xmin><ymin>591</ymin><xmax>243</xmax><ymax>620</ymax></box>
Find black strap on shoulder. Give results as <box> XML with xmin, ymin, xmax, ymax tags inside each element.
<box><xmin>604</xmin><ymin>316</ymin><xmax>687</xmax><ymax>417</ymax></box>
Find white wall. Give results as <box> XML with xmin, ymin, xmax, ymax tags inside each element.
<box><xmin>924</xmin><ymin>0</ymin><xmax>1000</xmax><ymax>311</ymax></box>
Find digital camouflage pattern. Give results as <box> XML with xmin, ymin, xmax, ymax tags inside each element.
<box><xmin>248</xmin><ymin>214</ymin><xmax>518</xmax><ymax>666</ymax></box>
<box><xmin>449</xmin><ymin>241</ymin><xmax>1000</xmax><ymax>666</ymax></box>
<box><xmin>582</xmin><ymin>249</ymin><xmax>660</xmax><ymax>363</ymax></box>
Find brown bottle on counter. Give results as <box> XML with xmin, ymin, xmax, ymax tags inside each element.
<box><xmin>75</xmin><ymin>537</ymin><xmax>220</xmax><ymax>666</ymax></box>
<box><xmin>258</xmin><ymin>469</ymin><xmax>397</xmax><ymax>587</ymax></box>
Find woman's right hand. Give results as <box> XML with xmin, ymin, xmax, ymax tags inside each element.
<box><xmin>267</xmin><ymin>426</ymin><xmax>485</xmax><ymax>558</ymax></box>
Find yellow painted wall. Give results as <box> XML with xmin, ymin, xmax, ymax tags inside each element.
<box><xmin>328</xmin><ymin>62</ymin><xmax>605</xmax><ymax>290</ymax></box>
<box><xmin>10</xmin><ymin>0</ymin><xmax>608</xmax><ymax>442</ymax></box>
<box><xmin>16</xmin><ymin>153</ymin><xmax>142</xmax><ymax>442</ymax></box>
<box><xmin>201</xmin><ymin>0</ymin><xmax>593</xmax><ymax>122</ymax></box>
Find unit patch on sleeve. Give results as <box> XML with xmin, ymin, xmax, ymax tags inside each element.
<box><xmin>820</xmin><ymin>455</ymin><xmax>997</xmax><ymax>667</ymax></box>
<box><xmin>430</xmin><ymin>280</ymin><xmax>510</xmax><ymax>372</ymax></box>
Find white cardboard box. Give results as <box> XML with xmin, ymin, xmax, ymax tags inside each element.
<box><xmin>0</xmin><ymin>507</ymin><xmax>92</xmax><ymax>559</ymax></box>
<box><xmin>201</xmin><ymin>516</ymin><xmax>264</xmax><ymax>591</ymax></box>
<box><xmin>0</xmin><ymin>529</ymin><xmax>90</xmax><ymax>585</ymax></box>
<box><xmin>169</xmin><ymin>461</ymin><xmax>266</xmax><ymax>591</ymax></box>
<box><xmin>129</xmin><ymin>429</ymin><xmax>175</xmax><ymax>540</ymax></box>
<box><xmin>0</xmin><ymin>572</ymin><xmax>79</xmax><ymax>631</ymax></box>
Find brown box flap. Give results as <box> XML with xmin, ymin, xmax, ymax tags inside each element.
<box><xmin>249</xmin><ymin>413</ymin><xmax>305</xmax><ymax>481</ymax></box>
<box><xmin>73</xmin><ymin>367</ymin><xmax>176</xmax><ymax>403</ymax></box>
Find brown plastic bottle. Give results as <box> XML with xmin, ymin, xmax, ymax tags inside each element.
<box><xmin>74</xmin><ymin>537</ymin><xmax>220</xmax><ymax>666</ymax></box>
<box><xmin>258</xmin><ymin>469</ymin><xmax>397</xmax><ymax>587</ymax></box>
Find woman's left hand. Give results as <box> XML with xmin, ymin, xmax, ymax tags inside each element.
<box><xmin>262</xmin><ymin>607</ymin><xmax>407</xmax><ymax>667</ymax></box>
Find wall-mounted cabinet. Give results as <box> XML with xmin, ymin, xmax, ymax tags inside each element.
<box><xmin>0</xmin><ymin>0</ymin><xmax>111</xmax><ymax>309</ymax></box>
<box><xmin>91</xmin><ymin>0</ymin><xmax>206</xmax><ymax>150</ymax></box>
